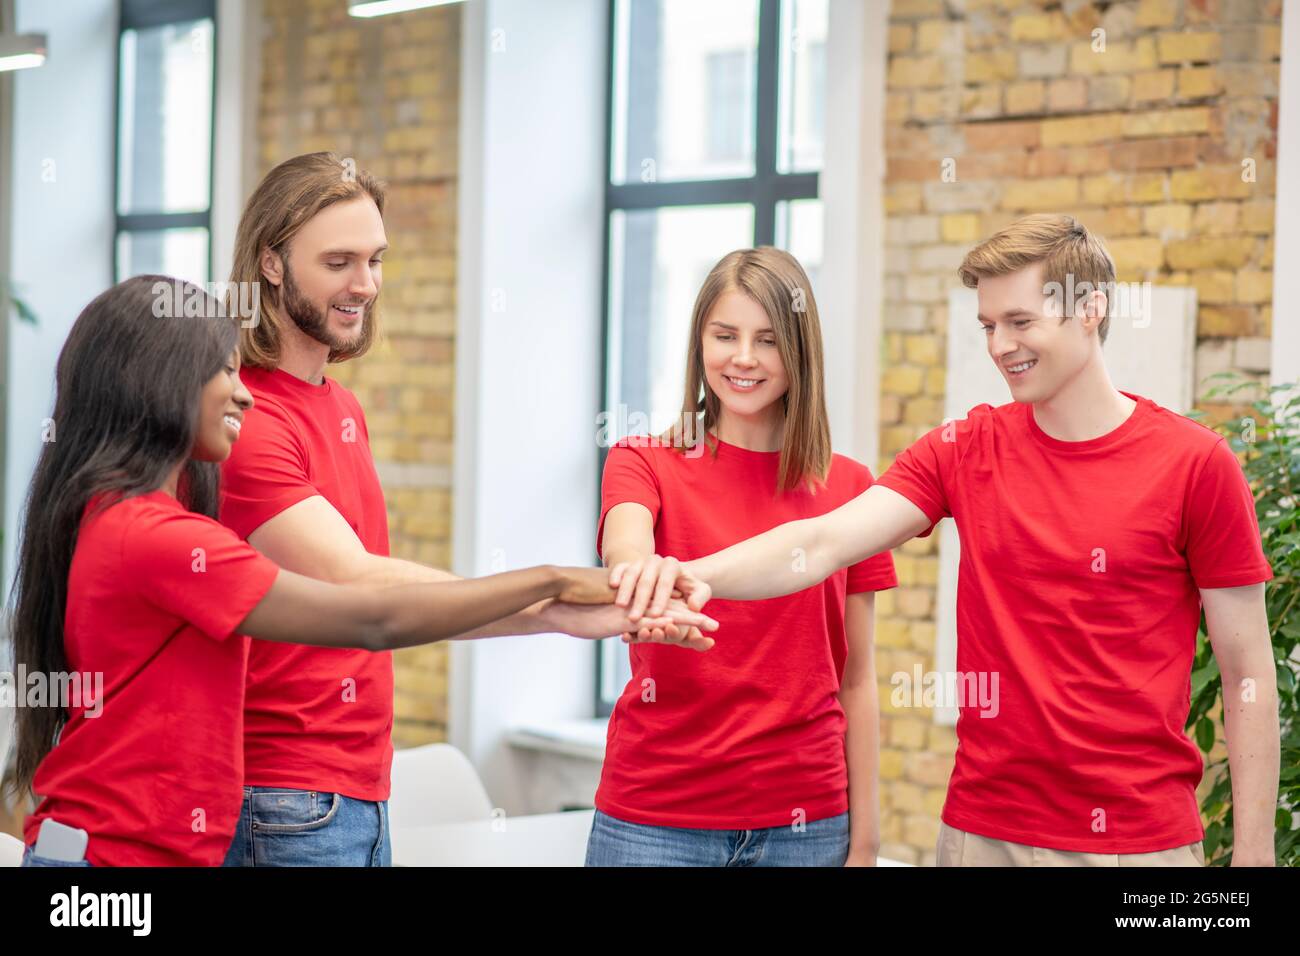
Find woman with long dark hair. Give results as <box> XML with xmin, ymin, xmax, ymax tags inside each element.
<box><xmin>5</xmin><ymin>276</ymin><xmax>715</xmax><ymax>866</ymax></box>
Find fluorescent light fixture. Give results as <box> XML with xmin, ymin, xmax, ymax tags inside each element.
<box><xmin>0</xmin><ymin>33</ymin><xmax>47</xmax><ymax>73</ymax></box>
<box><xmin>348</xmin><ymin>0</ymin><xmax>465</xmax><ymax>18</ymax></box>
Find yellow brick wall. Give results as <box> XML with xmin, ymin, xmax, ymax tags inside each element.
<box><xmin>879</xmin><ymin>0</ymin><xmax>1279</xmax><ymax>863</ymax></box>
<box><xmin>258</xmin><ymin>0</ymin><xmax>459</xmax><ymax>747</ymax></box>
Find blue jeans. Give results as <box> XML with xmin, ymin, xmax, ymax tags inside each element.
<box><xmin>22</xmin><ymin>847</ymin><xmax>93</xmax><ymax>867</ymax></box>
<box><xmin>584</xmin><ymin>809</ymin><xmax>850</xmax><ymax>866</ymax></box>
<box><xmin>221</xmin><ymin>786</ymin><xmax>391</xmax><ymax>867</ymax></box>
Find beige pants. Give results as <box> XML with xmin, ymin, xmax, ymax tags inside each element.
<box><xmin>936</xmin><ymin>822</ymin><xmax>1205</xmax><ymax>867</ymax></box>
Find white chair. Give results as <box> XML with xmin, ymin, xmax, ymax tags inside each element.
<box><xmin>388</xmin><ymin>743</ymin><xmax>494</xmax><ymax>829</ymax></box>
<box><xmin>0</xmin><ymin>831</ymin><xmax>25</xmax><ymax>867</ymax></box>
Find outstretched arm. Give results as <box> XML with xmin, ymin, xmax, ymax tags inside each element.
<box><xmin>237</xmin><ymin>563</ymin><xmax>720</xmax><ymax>652</ymax></box>
<box><xmin>249</xmin><ymin>495</ymin><xmax>710</xmax><ymax>644</ymax></box>
<box><xmin>603</xmin><ymin>501</ymin><xmax>709</xmax><ymax>644</ymax></box>
<box><xmin>618</xmin><ymin>484</ymin><xmax>930</xmax><ymax>620</ymax></box>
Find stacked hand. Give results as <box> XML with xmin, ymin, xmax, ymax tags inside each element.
<box><xmin>550</xmin><ymin>565</ymin><xmax>717</xmax><ymax>651</ymax></box>
<box><xmin>547</xmin><ymin>598</ymin><xmax>717</xmax><ymax>651</ymax></box>
<box><xmin>606</xmin><ymin>555</ymin><xmax>712</xmax><ymax>645</ymax></box>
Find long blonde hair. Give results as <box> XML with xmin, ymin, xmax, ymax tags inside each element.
<box><xmin>664</xmin><ymin>247</ymin><xmax>832</xmax><ymax>493</ymax></box>
<box><xmin>230</xmin><ymin>152</ymin><xmax>387</xmax><ymax>369</ymax></box>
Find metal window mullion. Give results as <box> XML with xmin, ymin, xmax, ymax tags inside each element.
<box><xmin>207</xmin><ymin>7</ymin><xmax>217</xmax><ymax>283</ymax></box>
<box><xmin>606</xmin><ymin>169</ymin><xmax>816</xmax><ymax>211</ymax></box>
<box><xmin>606</xmin><ymin>177</ymin><xmax>759</xmax><ymax>211</ymax></box>
<box><xmin>121</xmin><ymin>0</ymin><xmax>215</xmax><ymax>32</ymax></box>
<box><xmin>753</xmin><ymin>0</ymin><xmax>781</xmax><ymax>246</ymax></box>
<box><xmin>596</xmin><ymin>0</ymin><xmax>620</xmax><ymax>719</ymax></box>
<box><xmin>116</xmin><ymin>211</ymin><xmax>211</xmax><ymax>232</ymax></box>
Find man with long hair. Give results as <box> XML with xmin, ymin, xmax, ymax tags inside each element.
<box><xmin>219</xmin><ymin>153</ymin><xmax>704</xmax><ymax>866</ymax></box>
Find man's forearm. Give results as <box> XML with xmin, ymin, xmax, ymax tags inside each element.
<box><xmin>687</xmin><ymin>515</ymin><xmax>836</xmax><ymax>600</ymax></box>
<box><xmin>684</xmin><ymin>486</ymin><xmax>927</xmax><ymax>601</ymax></box>
<box><xmin>1219</xmin><ymin>661</ymin><xmax>1280</xmax><ymax>864</ymax></box>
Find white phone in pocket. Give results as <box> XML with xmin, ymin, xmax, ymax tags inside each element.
<box><xmin>33</xmin><ymin>818</ymin><xmax>89</xmax><ymax>863</ymax></box>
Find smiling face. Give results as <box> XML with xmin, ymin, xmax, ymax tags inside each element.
<box><xmin>260</xmin><ymin>196</ymin><xmax>388</xmax><ymax>354</ymax></box>
<box><xmin>192</xmin><ymin>349</ymin><xmax>254</xmax><ymax>462</ymax></box>
<box><xmin>701</xmin><ymin>289</ymin><xmax>791</xmax><ymax>423</ymax></box>
<box><xmin>976</xmin><ymin>262</ymin><xmax>1106</xmax><ymax>405</ymax></box>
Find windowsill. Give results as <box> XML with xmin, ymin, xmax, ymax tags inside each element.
<box><xmin>506</xmin><ymin>717</ymin><xmax>609</xmax><ymax>762</ymax></box>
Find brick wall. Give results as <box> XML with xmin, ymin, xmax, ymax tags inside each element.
<box><xmin>878</xmin><ymin>0</ymin><xmax>1280</xmax><ymax>863</ymax></box>
<box><xmin>258</xmin><ymin>0</ymin><xmax>460</xmax><ymax>747</ymax></box>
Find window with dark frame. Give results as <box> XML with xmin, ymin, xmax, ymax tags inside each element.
<box><xmin>706</xmin><ymin>49</ymin><xmax>754</xmax><ymax>165</ymax></box>
<box><xmin>597</xmin><ymin>0</ymin><xmax>829</xmax><ymax>716</ymax></box>
<box><xmin>114</xmin><ymin>0</ymin><xmax>216</xmax><ymax>286</ymax></box>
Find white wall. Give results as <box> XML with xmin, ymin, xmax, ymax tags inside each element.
<box><xmin>4</xmin><ymin>0</ymin><xmax>117</xmax><ymax>596</ymax></box>
<box><xmin>820</xmin><ymin>0</ymin><xmax>888</xmax><ymax>465</ymax></box>
<box><xmin>451</xmin><ymin>0</ymin><xmax>609</xmax><ymax>814</ymax></box>
<box><xmin>211</xmin><ymin>0</ymin><xmax>261</xmax><ymax>283</ymax></box>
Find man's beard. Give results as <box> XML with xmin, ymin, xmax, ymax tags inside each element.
<box><xmin>280</xmin><ymin>264</ymin><xmax>369</xmax><ymax>353</ymax></box>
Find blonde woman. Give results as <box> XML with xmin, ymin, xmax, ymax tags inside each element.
<box><xmin>587</xmin><ymin>248</ymin><xmax>897</xmax><ymax>867</ymax></box>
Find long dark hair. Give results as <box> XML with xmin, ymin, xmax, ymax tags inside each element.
<box><xmin>3</xmin><ymin>275</ymin><xmax>239</xmax><ymax>801</ymax></box>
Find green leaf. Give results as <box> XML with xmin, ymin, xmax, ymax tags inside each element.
<box><xmin>1190</xmin><ymin>660</ymin><xmax>1220</xmax><ymax>699</ymax></box>
<box><xmin>1196</xmin><ymin>717</ymin><xmax>1216</xmax><ymax>753</ymax></box>
<box><xmin>1204</xmin><ymin>821</ymin><xmax>1223</xmax><ymax>858</ymax></box>
<box><xmin>12</xmin><ymin>295</ymin><xmax>37</xmax><ymax>325</ymax></box>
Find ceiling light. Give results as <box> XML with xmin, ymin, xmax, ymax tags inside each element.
<box><xmin>0</xmin><ymin>34</ymin><xmax>46</xmax><ymax>73</ymax></box>
<box><xmin>348</xmin><ymin>0</ymin><xmax>466</xmax><ymax>18</ymax></box>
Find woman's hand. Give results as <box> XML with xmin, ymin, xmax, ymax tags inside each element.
<box><xmin>614</xmin><ymin>597</ymin><xmax>720</xmax><ymax>651</ymax></box>
<box><xmin>607</xmin><ymin>554</ymin><xmax>712</xmax><ymax>622</ymax></box>
<box><xmin>545</xmin><ymin>598</ymin><xmax>719</xmax><ymax>651</ymax></box>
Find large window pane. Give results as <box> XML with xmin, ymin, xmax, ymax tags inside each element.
<box><xmin>117</xmin><ymin>228</ymin><xmax>210</xmax><ymax>285</ymax></box>
<box><xmin>610</xmin><ymin>0</ymin><xmax>759</xmax><ymax>185</ymax></box>
<box><xmin>117</xmin><ymin>19</ymin><xmax>214</xmax><ymax>215</ymax></box>
<box><xmin>775</xmin><ymin>197</ymin><xmax>823</xmax><ymax>291</ymax></box>
<box><xmin>606</xmin><ymin>204</ymin><xmax>755</xmax><ymax>442</ymax></box>
<box><xmin>777</xmin><ymin>0</ymin><xmax>827</xmax><ymax>174</ymax></box>
<box><xmin>599</xmin><ymin>0</ymin><xmax>831</xmax><ymax>714</ymax></box>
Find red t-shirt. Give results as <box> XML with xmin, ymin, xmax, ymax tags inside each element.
<box><xmin>23</xmin><ymin>491</ymin><xmax>279</xmax><ymax>866</ymax></box>
<box><xmin>876</xmin><ymin>393</ymin><xmax>1273</xmax><ymax>853</ymax></box>
<box><xmin>595</xmin><ymin>436</ymin><xmax>898</xmax><ymax>829</ymax></box>
<box><xmin>219</xmin><ymin>365</ymin><xmax>394</xmax><ymax>801</ymax></box>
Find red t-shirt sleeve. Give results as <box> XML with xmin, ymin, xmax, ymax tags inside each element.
<box><xmin>1182</xmin><ymin>438</ymin><xmax>1273</xmax><ymax>589</ymax></box>
<box><xmin>876</xmin><ymin>422</ymin><xmax>956</xmax><ymax>538</ymax></box>
<box><xmin>597</xmin><ymin>442</ymin><xmax>662</xmax><ymax>559</ymax></box>
<box><xmin>220</xmin><ymin>398</ymin><xmax>318</xmax><ymax>539</ymax></box>
<box><xmin>121</xmin><ymin>504</ymin><xmax>281</xmax><ymax>642</ymax></box>
<box><xmin>842</xmin><ymin>462</ymin><xmax>899</xmax><ymax>593</ymax></box>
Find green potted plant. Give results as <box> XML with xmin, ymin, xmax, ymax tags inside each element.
<box><xmin>1188</xmin><ymin>376</ymin><xmax>1300</xmax><ymax>866</ymax></box>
